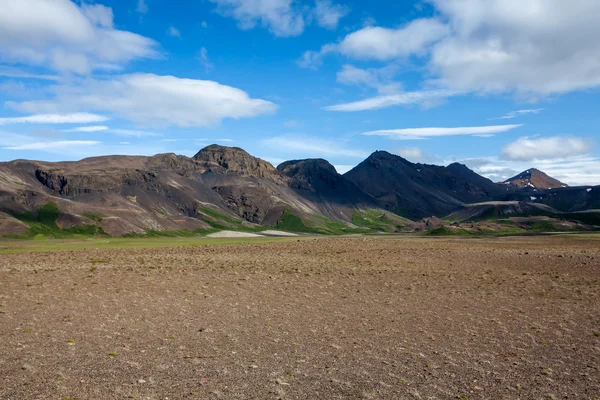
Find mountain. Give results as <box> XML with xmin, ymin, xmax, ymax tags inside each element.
<box><xmin>0</xmin><ymin>145</ymin><xmax>394</xmax><ymax>237</ymax></box>
<box><xmin>277</xmin><ymin>158</ymin><xmax>382</xmax><ymax>221</ymax></box>
<box><xmin>503</xmin><ymin>168</ymin><xmax>567</xmax><ymax>189</ymax></box>
<box><xmin>343</xmin><ymin>151</ymin><xmax>511</xmax><ymax>219</ymax></box>
<box><xmin>0</xmin><ymin>146</ymin><xmax>598</xmax><ymax>237</ymax></box>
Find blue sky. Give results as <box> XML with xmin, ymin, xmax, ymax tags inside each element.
<box><xmin>1</xmin><ymin>0</ymin><xmax>599</xmax><ymax>185</ymax></box>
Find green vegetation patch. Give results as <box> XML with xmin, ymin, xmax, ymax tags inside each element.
<box><xmin>352</xmin><ymin>209</ymin><xmax>401</xmax><ymax>232</ymax></box>
<box><xmin>275</xmin><ymin>209</ymin><xmax>371</xmax><ymax>235</ymax></box>
<box><xmin>7</xmin><ymin>202</ymin><xmax>106</xmax><ymax>239</ymax></box>
<box><xmin>276</xmin><ymin>209</ymin><xmax>318</xmax><ymax>233</ymax></box>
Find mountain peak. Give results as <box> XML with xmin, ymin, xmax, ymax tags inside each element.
<box><xmin>277</xmin><ymin>158</ymin><xmax>341</xmax><ymax>190</ymax></box>
<box><xmin>193</xmin><ymin>144</ymin><xmax>278</xmax><ymax>178</ymax></box>
<box><xmin>504</xmin><ymin>168</ymin><xmax>567</xmax><ymax>189</ymax></box>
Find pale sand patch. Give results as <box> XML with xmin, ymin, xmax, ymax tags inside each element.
<box><xmin>206</xmin><ymin>230</ymin><xmax>264</xmax><ymax>238</ymax></box>
<box><xmin>261</xmin><ymin>230</ymin><xmax>299</xmax><ymax>237</ymax></box>
<box><xmin>261</xmin><ymin>229</ymin><xmax>298</xmax><ymax>237</ymax></box>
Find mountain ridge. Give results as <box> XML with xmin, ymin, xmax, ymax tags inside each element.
<box><xmin>0</xmin><ymin>145</ymin><xmax>597</xmax><ymax>237</ymax></box>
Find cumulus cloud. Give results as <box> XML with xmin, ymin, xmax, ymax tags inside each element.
<box><xmin>337</xmin><ymin>19</ymin><xmax>449</xmax><ymax>61</ymax></box>
<box><xmin>428</xmin><ymin>0</ymin><xmax>600</xmax><ymax>96</ymax></box>
<box><xmin>210</xmin><ymin>0</ymin><xmax>348</xmax><ymax>37</ymax></box>
<box><xmin>210</xmin><ymin>0</ymin><xmax>305</xmax><ymax>37</ymax></box>
<box><xmin>502</xmin><ymin>136</ymin><xmax>594</xmax><ymax>161</ymax></box>
<box><xmin>314</xmin><ymin>0</ymin><xmax>349</xmax><ymax>30</ymax></box>
<box><xmin>0</xmin><ymin>0</ymin><xmax>158</xmax><ymax>74</ymax></box>
<box><xmin>0</xmin><ymin>113</ymin><xmax>109</xmax><ymax>125</ymax></box>
<box><xmin>305</xmin><ymin>0</ymin><xmax>600</xmax><ymax>101</ymax></box>
<box><xmin>396</xmin><ymin>147</ymin><xmax>429</xmax><ymax>163</ymax></box>
<box><xmin>363</xmin><ymin>125</ymin><xmax>522</xmax><ymax>140</ymax></box>
<box><xmin>262</xmin><ymin>135</ymin><xmax>367</xmax><ymax>158</ymax></box>
<box><xmin>8</xmin><ymin>74</ymin><xmax>277</xmax><ymax>128</ymax></box>
<box><xmin>299</xmin><ymin>18</ymin><xmax>448</xmax><ymax>69</ymax></box>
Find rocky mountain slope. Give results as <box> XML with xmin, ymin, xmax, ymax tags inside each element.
<box><xmin>503</xmin><ymin>168</ymin><xmax>567</xmax><ymax>189</ymax></box>
<box><xmin>343</xmin><ymin>151</ymin><xmax>511</xmax><ymax>219</ymax></box>
<box><xmin>0</xmin><ymin>146</ymin><xmax>395</xmax><ymax>236</ymax></box>
<box><xmin>0</xmin><ymin>145</ymin><xmax>597</xmax><ymax>237</ymax></box>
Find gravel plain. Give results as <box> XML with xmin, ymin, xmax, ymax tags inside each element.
<box><xmin>0</xmin><ymin>235</ymin><xmax>599</xmax><ymax>399</ymax></box>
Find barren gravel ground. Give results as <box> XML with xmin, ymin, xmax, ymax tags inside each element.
<box><xmin>0</xmin><ymin>236</ymin><xmax>599</xmax><ymax>399</ymax></box>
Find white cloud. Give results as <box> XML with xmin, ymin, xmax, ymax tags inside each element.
<box><xmin>210</xmin><ymin>0</ymin><xmax>347</xmax><ymax>37</ymax></box>
<box><xmin>428</xmin><ymin>0</ymin><xmax>600</xmax><ymax>96</ymax></box>
<box><xmin>493</xmin><ymin>109</ymin><xmax>544</xmax><ymax>120</ymax></box>
<box><xmin>8</xmin><ymin>73</ymin><xmax>278</xmax><ymax>128</ymax></box>
<box><xmin>502</xmin><ymin>136</ymin><xmax>594</xmax><ymax>161</ymax></box>
<box><xmin>110</xmin><ymin>129</ymin><xmax>161</xmax><ymax>138</ymax></box>
<box><xmin>336</xmin><ymin>65</ymin><xmax>402</xmax><ymax>95</ymax></box>
<box><xmin>459</xmin><ymin>155</ymin><xmax>600</xmax><ymax>186</ymax></box>
<box><xmin>396</xmin><ymin>147</ymin><xmax>430</xmax><ymax>163</ymax></box>
<box><xmin>197</xmin><ymin>47</ymin><xmax>213</xmax><ymax>71</ymax></box>
<box><xmin>210</xmin><ymin>0</ymin><xmax>305</xmax><ymax>37</ymax></box>
<box><xmin>136</xmin><ymin>0</ymin><xmax>148</xmax><ymax>14</ymax></box>
<box><xmin>0</xmin><ymin>113</ymin><xmax>109</xmax><ymax>125</ymax></box>
<box><xmin>262</xmin><ymin>135</ymin><xmax>367</xmax><ymax>158</ymax></box>
<box><xmin>297</xmin><ymin>44</ymin><xmax>336</xmax><ymax>69</ymax></box>
<box><xmin>81</xmin><ymin>4</ymin><xmax>114</xmax><ymax>29</ymax></box>
<box><xmin>0</xmin><ymin>0</ymin><xmax>158</xmax><ymax>74</ymax></box>
<box><xmin>333</xmin><ymin>164</ymin><xmax>355</xmax><ymax>174</ymax></box>
<box><xmin>304</xmin><ymin>1</ymin><xmax>600</xmax><ymax>99</ymax></box>
<box><xmin>168</xmin><ymin>26</ymin><xmax>181</xmax><ymax>38</ymax></box>
<box><xmin>314</xmin><ymin>0</ymin><xmax>349</xmax><ymax>30</ymax></box>
<box><xmin>324</xmin><ymin>90</ymin><xmax>460</xmax><ymax>111</ymax></box>
<box><xmin>337</xmin><ymin>19</ymin><xmax>449</xmax><ymax>61</ymax></box>
<box><xmin>64</xmin><ymin>125</ymin><xmax>109</xmax><ymax>132</ymax></box>
<box><xmin>0</xmin><ymin>66</ymin><xmax>58</xmax><ymax>81</ymax></box>
<box><xmin>299</xmin><ymin>18</ymin><xmax>448</xmax><ymax>68</ymax></box>
<box><xmin>363</xmin><ymin>124</ymin><xmax>522</xmax><ymax>140</ymax></box>
<box><xmin>5</xmin><ymin>140</ymin><xmax>101</xmax><ymax>151</ymax></box>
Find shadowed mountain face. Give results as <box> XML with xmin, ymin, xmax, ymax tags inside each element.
<box><xmin>277</xmin><ymin>159</ymin><xmax>381</xmax><ymax>221</ymax></box>
<box><xmin>0</xmin><ymin>145</ymin><xmax>597</xmax><ymax>236</ymax></box>
<box><xmin>504</xmin><ymin>168</ymin><xmax>567</xmax><ymax>189</ymax></box>
<box><xmin>343</xmin><ymin>151</ymin><xmax>511</xmax><ymax>219</ymax></box>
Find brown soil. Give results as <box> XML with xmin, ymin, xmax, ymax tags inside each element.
<box><xmin>1</xmin><ymin>236</ymin><xmax>599</xmax><ymax>399</ymax></box>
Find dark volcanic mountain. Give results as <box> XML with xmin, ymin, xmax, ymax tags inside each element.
<box><xmin>504</xmin><ymin>168</ymin><xmax>567</xmax><ymax>189</ymax></box>
<box><xmin>343</xmin><ymin>151</ymin><xmax>510</xmax><ymax>219</ymax></box>
<box><xmin>0</xmin><ymin>146</ymin><xmax>598</xmax><ymax>236</ymax></box>
<box><xmin>0</xmin><ymin>145</ymin><xmax>387</xmax><ymax>236</ymax></box>
<box><xmin>277</xmin><ymin>158</ymin><xmax>381</xmax><ymax>221</ymax></box>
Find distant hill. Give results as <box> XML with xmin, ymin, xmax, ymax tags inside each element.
<box><xmin>503</xmin><ymin>168</ymin><xmax>567</xmax><ymax>189</ymax></box>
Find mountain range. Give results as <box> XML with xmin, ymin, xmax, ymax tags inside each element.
<box><xmin>0</xmin><ymin>145</ymin><xmax>598</xmax><ymax>237</ymax></box>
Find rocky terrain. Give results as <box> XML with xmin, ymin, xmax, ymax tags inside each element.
<box><xmin>504</xmin><ymin>168</ymin><xmax>567</xmax><ymax>189</ymax></box>
<box><xmin>0</xmin><ymin>145</ymin><xmax>598</xmax><ymax>237</ymax></box>
<box><xmin>1</xmin><ymin>236</ymin><xmax>598</xmax><ymax>399</ymax></box>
